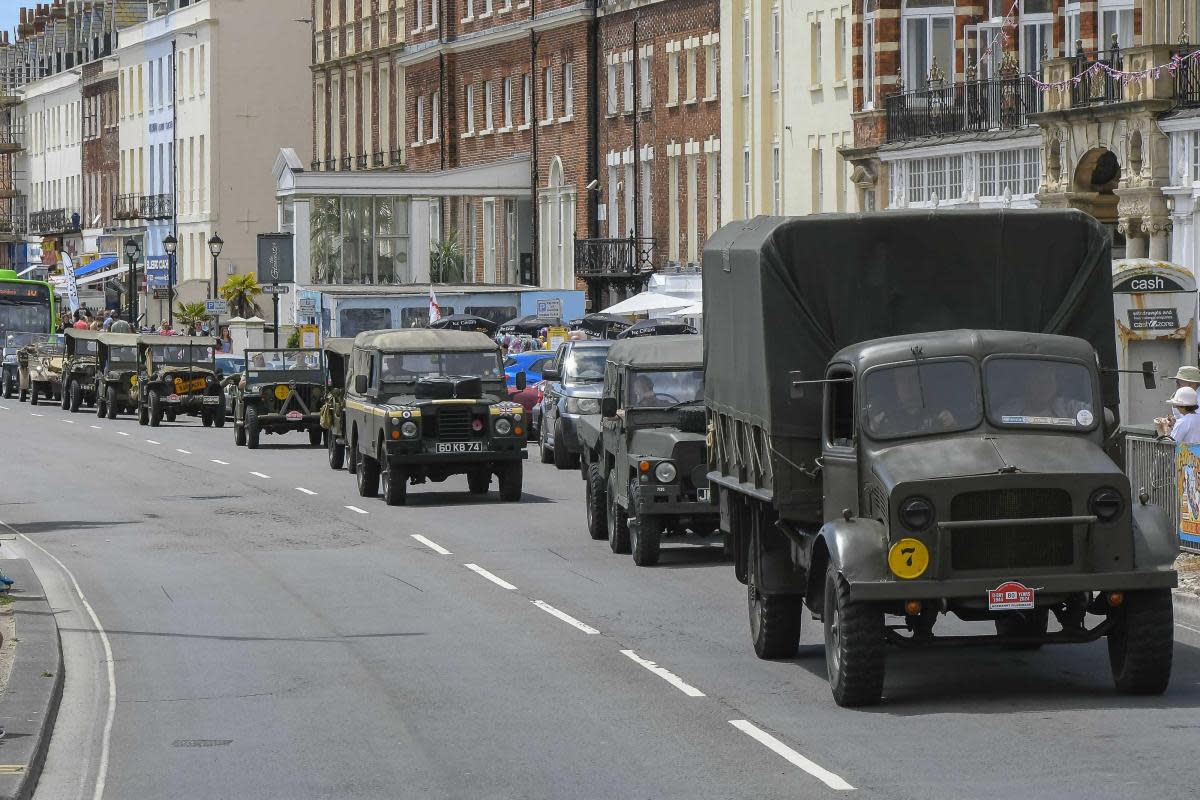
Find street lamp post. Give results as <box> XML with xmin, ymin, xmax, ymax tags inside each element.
<box><xmin>163</xmin><ymin>234</ymin><xmax>177</xmax><ymax>330</ymax></box>
<box><xmin>208</xmin><ymin>234</ymin><xmax>224</xmax><ymax>343</ymax></box>
<box><xmin>123</xmin><ymin>237</ymin><xmax>141</xmax><ymax>327</ymax></box>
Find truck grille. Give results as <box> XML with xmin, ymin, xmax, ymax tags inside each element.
<box><xmin>949</xmin><ymin>489</ymin><xmax>1074</xmax><ymax>571</ymax></box>
<box><xmin>431</xmin><ymin>407</ymin><xmax>474</xmax><ymax>441</ymax></box>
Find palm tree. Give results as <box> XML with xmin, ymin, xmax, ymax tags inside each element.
<box><xmin>175</xmin><ymin>302</ymin><xmax>210</xmax><ymax>332</ymax></box>
<box><xmin>220</xmin><ymin>273</ymin><xmax>263</xmax><ymax>318</ymax></box>
<box><xmin>430</xmin><ymin>231</ymin><xmax>464</xmax><ymax>283</ymax></box>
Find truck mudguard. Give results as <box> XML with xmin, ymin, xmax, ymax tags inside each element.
<box><xmin>1131</xmin><ymin>501</ymin><xmax>1181</xmax><ymax>571</ymax></box>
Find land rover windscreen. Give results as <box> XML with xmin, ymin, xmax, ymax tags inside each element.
<box><xmin>627</xmin><ymin>369</ymin><xmax>704</xmax><ymax>408</ymax></box>
<box><xmin>380</xmin><ymin>351</ymin><xmax>501</xmax><ymax>383</ymax></box>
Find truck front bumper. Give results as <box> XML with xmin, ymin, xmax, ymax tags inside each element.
<box><xmin>848</xmin><ymin>568</ymin><xmax>1179</xmax><ymax>602</ymax></box>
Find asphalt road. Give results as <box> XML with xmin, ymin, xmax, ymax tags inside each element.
<box><xmin>2</xmin><ymin>399</ymin><xmax>1199</xmax><ymax>800</ymax></box>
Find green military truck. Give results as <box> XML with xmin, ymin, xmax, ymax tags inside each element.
<box><xmin>343</xmin><ymin>329</ymin><xmax>527</xmax><ymax>505</ymax></box>
<box><xmin>704</xmin><ymin>210</ymin><xmax>1179</xmax><ymax>706</ymax></box>
<box><xmin>136</xmin><ymin>335</ymin><xmax>225</xmax><ymax>427</ymax></box>
<box><xmin>231</xmin><ymin>349</ymin><xmax>325</xmax><ymax>449</ymax></box>
<box><xmin>577</xmin><ymin>336</ymin><xmax>718</xmax><ymax>566</ymax></box>
<box><xmin>62</xmin><ymin>328</ymin><xmax>101</xmax><ymax>412</ymax></box>
<box><xmin>94</xmin><ymin>332</ymin><xmax>139</xmax><ymax>419</ymax></box>
<box><xmin>320</xmin><ymin>337</ymin><xmax>354</xmax><ymax>469</ymax></box>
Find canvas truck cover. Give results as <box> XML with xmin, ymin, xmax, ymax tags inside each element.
<box><xmin>702</xmin><ymin>209</ymin><xmax>1118</xmax><ymax>442</ymax></box>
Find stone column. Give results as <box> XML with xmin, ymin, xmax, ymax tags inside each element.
<box><xmin>1119</xmin><ymin>217</ymin><xmax>1148</xmax><ymax>258</ymax></box>
<box><xmin>1146</xmin><ymin>216</ymin><xmax>1173</xmax><ymax>261</ymax></box>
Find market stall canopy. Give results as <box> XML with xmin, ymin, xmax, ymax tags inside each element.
<box><xmin>600</xmin><ymin>292</ymin><xmax>692</xmax><ymax>315</ymax></box>
<box><xmin>669</xmin><ymin>302</ymin><xmax>704</xmax><ymax>317</ymax></box>
<box><xmin>499</xmin><ymin>314</ymin><xmax>560</xmax><ymax>335</ymax></box>
<box><xmin>430</xmin><ymin>313</ymin><xmax>500</xmax><ymax>336</ymax></box>
<box><xmin>615</xmin><ymin>319</ymin><xmax>698</xmax><ymax>339</ymax></box>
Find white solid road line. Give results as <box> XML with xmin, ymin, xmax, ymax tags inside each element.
<box><xmin>533</xmin><ymin>600</ymin><xmax>600</xmax><ymax>635</ymax></box>
<box><xmin>729</xmin><ymin>720</ymin><xmax>855</xmax><ymax>791</ymax></box>
<box><xmin>620</xmin><ymin>649</ymin><xmax>704</xmax><ymax>696</ymax></box>
<box><xmin>249</xmin><ymin>471</ymin><xmax>271</xmax><ymax>479</ymax></box>
<box><xmin>176</xmin><ymin>449</ymin><xmax>191</xmax><ymax>454</ymax></box>
<box><xmin>464</xmin><ymin>563</ymin><xmax>518</xmax><ymax>591</ymax></box>
<box><xmin>411</xmin><ymin>534</ymin><xmax>452</xmax><ymax>555</ymax></box>
<box><xmin>345</xmin><ymin>505</ymin><xmax>369</xmax><ymax>514</ymax></box>
<box><xmin>0</xmin><ymin>518</ymin><xmax>117</xmax><ymax>800</ymax></box>
<box><xmin>1178</xmin><ymin>621</ymin><xmax>1200</xmax><ymax>636</ymax></box>
<box><xmin>210</xmin><ymin>459</ymin><xmax>229</xmax><ymax>465</ymax></box>
<box><xmin>295</xmin><ymin>487</ymin><xmax>317</xmax><ymax>495</ymax></box>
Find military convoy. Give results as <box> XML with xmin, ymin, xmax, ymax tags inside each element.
<box><xmin>62</xmin><ymin>328</ymin><xmax>101</xmax><ymax>412</ymax></box>
<box><xmin>94</xmin><ymin>332</ymin><xmax>140</xmax><ymax>419</ymax></box>
<box><xmin>231</xmin><ymin>349</ymin><xmax>325</xmax><ymax>448</ymax></box>
<box><xmin>24</xmin><ymin>335</ymin><xmax>64</xmax><ymax>405</ymax></box>
<box><xmin>136</xmin><ymin>335</ymin><xmax>225</xmax><ymax>427</ymax></box>
<box><xmin>3</xmin><ymin>332</ymin><xmax>47</xmax><ymax>399</ymax></box>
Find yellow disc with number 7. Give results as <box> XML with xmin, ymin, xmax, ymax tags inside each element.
<box><xmin>274</xmin><ymin>385</ymin><xmax>290</xmax><ymax>400</ymax></box>
<box><xmin>888</xmin><ymin>538</ymin><xmax>929</xmax><ymax>579</ymax></box>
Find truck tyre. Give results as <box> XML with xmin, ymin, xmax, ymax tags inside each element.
<box><xmin>630</xmin><ymin>513</ymin><xmax>662</xmax><ymax>567</ymax></box>
<box><xmin>467</xmin><ymin>469</ymin><xmax>490</xmax><ymax>494</ymax></box>
<box><xmin>96</xmin><ymin>395</ymin><xmax>106</xmax><ymax>417</ymax></box>
<box><xmin>1108</xmin><ymin>589</ymin><xmax>1173</xmax><ymax>695</ymax></box>
<box><xmin>148</xmin><ymin>390</ymin><xmax>163</xmax><ymax>427</ymax></box>
<box><xmin>308</xmin><ymin>426</ymin><xmax>323</xmax><ymax>447</ymax></box>
<box><xmin>823</xmin><ymin>561</ymin><xmax>886</xmax><ymax>707</ymax></box>
<box><xmin>245</xmin><ymin>406</ymin><xmax>261</xmax><ymax>449</ymax></box>
<box><xmin>108</xmin><ymin>388</ymin><xmax>120</xmax><ymax>419</ymax></box>
<box><xmin>747</xmin><ymin>575</ymin><xmax>802</xmax><ymax>659</ymax></box>
<box><xmin>327</xmin><ymin>431</ymin><xmax>345</xmax><ymax>469</ymax></box>
<box><xmin>585</xmin><ymin>464</ymin><xmax>607</xmax><ymax>540</ymax></box>
<box><xmin>606</xmin><ymin>472</ymin><xmax>630</xmax><ymax>553</ymax></box>
<box><xmin>498</xmin><ymin>461</ymin><xmax>523</xmax><ymax>502</ymax></box>
<box><xmin>166</xmin><ymin>409</ymin><xmax>177</xmax><ymax>423</ymax></box>
<box><xmin>234</xmin><ymin>419</ymin><xmax>247</xmax><ymax>447</ymax></box>
<box><xmin>553</xmin><ymin>421</ymin><xmax>578</xmax><ymax>470</ymax></box>
<box><xmin>381</xmin><ymin>465</ymin><xmax>407</xmax><ymax>506</ymax></box>
<box><xmin>994</xmin><ymin>608</ymin><xmax>1049</xmax><ymax>649</ymax></box>
<box><xmin>18</xmin><ymin>386</ymin><xmax>26</xmax><ymax>402</ymax></box>
<box><xmin>346</xmin><ymin>431</ymin><xmax>358</xmax><ymax>475</ymax></box>
<box><xmin>356</xmin><ymin>447</ymin><xmax>380</xmax><ymax>497</ymax></box>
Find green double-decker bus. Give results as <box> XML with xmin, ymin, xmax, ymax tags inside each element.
<box><xmin>0</xmin><ymin>268</ymin><xmax>56</xmax><ymax>335</ymax></box>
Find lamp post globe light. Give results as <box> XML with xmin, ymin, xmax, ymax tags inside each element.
<box><xmin>163</xmin><ymin>234</ymin><xmax>177</xmax><ymax>329</ymax></box>
<box><xmin>124</xmin><ymin>237</ymin><xmax>142</xmax><ymax>327</ymax></box>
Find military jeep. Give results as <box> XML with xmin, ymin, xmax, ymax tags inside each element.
<box><xmin>94</xmin><ymin>332</ymin><xmax>140</xmax><ymax>419</ymax></box>
<box><xmin>232</xmin><ymin>349</ymin><xmax>325</xmax><ymax>448</ymax></box>
<box><xmin>344</xmin><ymin>329</ymin><xmax>527</xmax><ymax>505</ymax></box>
<box><xmin>578</xmin><ymin>335</ymin><xmax>718</xmax><ymax>567</ymax></box>
<box><xmin>320</xmin><ymin>337</ymin><xmax>354</xmax><ymax>469</ymax></box>
<box><xmin>3</xmin><ymin>332</ymin><xmax>47</xmax><ymax>399</ymax></box>
<box><xmin>63</xmin><ymin>328</ymin><xmax>101</xmax><ymax>412</ymax></box>
<box><xmin>25</xmin><ymin>337</ymin><xmax>64</xmax><ymax>406</ymax></box>
<box><xmin>136</xmin><ymin>335</ymin><xmax>225</xmax><ymax>427</ymax></box>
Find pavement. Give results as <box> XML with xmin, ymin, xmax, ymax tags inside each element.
<box><xmin>2</xmin><ymin>399</ymin><xmax>1200</xmax><ymax>800</ymax></box>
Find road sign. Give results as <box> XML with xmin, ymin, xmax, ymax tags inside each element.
<box><xmin>261</xmin><ymin>284</ymin><xmax>291</xmax><ymax>295</ymax></box>
<box><xmin>300</xmin><ymin>324</ymin><xmax>319</xmax><ymax>348</ymax></box>
<box><xmin>152</xmin><ymin>287</ymin><xmax>171</xmax><ymax>300</ymax></box>
<box><xmin>205</xmin><ymin>299</ymin><xmax>229</xmax><ymax>315</ymax></box>
<box><xmin>297</xmin><ymin>297</ymin><xmax>317</xmax><ymax>315</ymax></box>
<box><xmin>257</xmin><ymin>233</ymin><xmax>295</xmax><ymax>284</ymax></box>
<box><xmin>536</xmin><ymin>297</ymin><xmax>563</xmax><ymax>319</ymax></box>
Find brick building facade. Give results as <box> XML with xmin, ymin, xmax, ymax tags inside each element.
<box><xmin>81</xmin><ymin>60</ymin><xmax>119</xmax><ymax>237</ymax></box>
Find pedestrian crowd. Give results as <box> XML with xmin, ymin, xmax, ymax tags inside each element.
<box><xmin>56</xmin><ymin>309</ymin><xmax>232</xmax><ymax>352</ymax></box>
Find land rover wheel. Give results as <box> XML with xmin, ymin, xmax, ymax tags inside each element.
<box><xmin>346</xmin><ymin>431</ymin><xmax>358</xmax><ymax>475</ymax></box>
<box><xmin>606</xmin><ymin>472</ymin><xmax>630</xmax><ymax>553</ymax></box>
<box><xmin>356</xmin><ymin>448</ymin><xmax>380</xmax><ymax>497</ymax></box>
<box><xmin>245</xmin><ymin>406</ymin><xmax>261</xmax><ymax>449</ymax></box>
<box><xmin>630</xmin><ymin>513</ymin><xmax>662</xmax><ymax>567</ymax></box>
<box><xmin>585</xmin><ymin>464</ymin><xmax>607</xmax><ymax>540</ymax></box>
<box><xmin>382</xmin><ymin>466</ymin><xmax>407</xmax><ymax>506</ymax></box>
<box><xmin>823</xmin><ymin>560</ymin><xmax>885</xmax><ymax>707</ymax></box>
<box><xmin>327</xmin><ymin>431</ymin><xmax>345</xmax><ymax>469</ymax></box>
<box><xmin>148</xmin><ymin>390</ymin><xmax>163</xmax><ymax>426</ymax></box>
<box><xmin>467</xmin><ymin>469</ymin><xmax>490</xmax><ymax>494</ymax></box>
<box><xmin>166</xmin><ymin>409</ymin><xmax>177</xmax><ymax>423</ymax></box>
<box><xmin>67</xmin><ymin>380</ymin><xmax>80</xmax><ymax>412</ymax></box>
<box><xmin>1108</xmin><ymin>589</ymin><xmax>1173</xmax><ymax>695</ymax></box>
<box><xmin>552</xmin><ymin>421</ymin><xmax>578</xmax><ymax>470</ymax></box>
<box><xmin>498</xmin><ymin>461</ymin><xmax>523</xmax><ymax>502</ymax></box>
<box><xmin>234</xmin><ymin>419</ymin><xmax>247</xmax><ymax>447</ymax></box>
<box><xmin>96</xmin><ymin>395</ymin><xmax>106</xmax><ymax>417</ymax></box>
<box><xmin>18</xmin><ymin>386</ymin><xmax>26</xmax><ymax>402</ymax></box>
<box><xmin>308</xmin><ymin>426</ymin><xmax>323</xmax><ymax>447</ymax></box>
<box><xmin>539</xmin><ymin>425</ymin><xmax>553</xmax><ymax>464</ymax></box>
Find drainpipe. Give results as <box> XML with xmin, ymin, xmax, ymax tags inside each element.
<box><xmin>530</xmin><ymin>28</ymin><xmax>540</xmax><ymax>286</ymax></box>
<box><xmin>631</xmin><ymin>10</ymin><xmax>638</xmax><ymax>244</ymax></box>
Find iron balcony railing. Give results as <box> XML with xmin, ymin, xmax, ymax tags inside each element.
<box><xmin>0</xmin><ymin>212</ymin><xmax>26</xmax><ymax>237</ymax></box>
<box><xmin>325</xmin><ymin>158</ymin><xmax>337</xmax><ymax>171</ymax></box>
<box><xmin>356</xmin><ymin>154</ymin><xmax>368</xmax><ymax>170</ymax></box>
<box><xmin>113</xmin><ymin>193</ymin><xmax>142</xmax><ymax>220</ymax></box>
<box><xmin>885</xmin><ymin>76</ymin><xmax>1042</xmax><ymax>143</ymax></box>
<box><xmin>311</xmin><ymin>159</ymin><xmax>322</xmax><ymax>172</ymax></box>
<box><xmin>373</xmin><ymin>151</ymin><xmax>385</xmax><ymax>167</ymax></box>
<box><xmin>0</xmin><ymin>125</ymin><xmax>25</xmax><ymax>148</ymax></box>
<box><xmin>390</xmin><ymin>149</ymin><xmax>404</xmax><ymax>166</ymax></box>
<box><xmin>1175</xmin><ymin>45</ymin><xmax>1200</xmax><ymax>106</ymax></box>
<box><xmin>1070</xmin><ymin>47</ymin><xmax>1123</xmax><ymax>106</ymax></box>
<box><xmin>29</xmin><ymin>208</ymin><xmax>76</xmax><ymax>234</ymax></box>
<box><xmin>140</xmin><ymin>193</ymin><xmax>173</xmax><ymax>220</ymax></box>
<box><xmin>574</xmin><ymin>236</ymin><xmax>656</xmax><ymax>278</ymax></box>
<box><xmin>341</xmin><ymin>155</ymin><xmax>353</xmax><ymax>170</ymax></box>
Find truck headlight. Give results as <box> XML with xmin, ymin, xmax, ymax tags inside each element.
<box><xmin>1089</xmin><ymin>487</ymin><xmax>1123</xmax><ymax>522</ymax></box>
<box><xmin>899</xmin><ymin>496</ymin><xmax>935</xmax><ymax>532</ymax></box>
<box><xmin>654</xmin><ymin>461</ymin><xmax>677</xmax><ymax>483</ymax></box>
<box><xmin>400</xmin><ymin>420</ymin><xmax>419</xmax><ymax>438</ymax></box>
<box><xmin>495</xmin><ymin>417</ymin><xmax>513</xmax><ymax>436</ymax></box>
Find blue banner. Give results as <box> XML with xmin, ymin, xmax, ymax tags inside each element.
<box><xmin>145</xmin><ymin>256</ymin><xmax>170</xmax><ymax>289</ymax></box>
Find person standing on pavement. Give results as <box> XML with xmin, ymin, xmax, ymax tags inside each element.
<box><xmin>1171</xmin><ymin>366</ymin><xmax>1200</xmax><ymax>390</ymax></box>
<box><xmin>1157</xmin><ymin>387</ymin><xmax>1200</xmax><ymax>443</ymax></box>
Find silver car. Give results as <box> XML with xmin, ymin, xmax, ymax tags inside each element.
<box><xmin>538</xmin><ymin>340</ymin><xmax>612</xmax><ymax>469</ymax></box>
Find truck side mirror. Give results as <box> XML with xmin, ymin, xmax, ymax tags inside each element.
<box><xmin>602</xmin><ymin>397</ymin><xmax>618</xmax><ymax>418</ymax></box>
<box><xmin>354</xmin><ymin>374</ymin><xmax>367</xmax><ymax>394</ymax></box>
<box><xmin>1142</xmin><ymin>361</ymin><xmax>1157</xmax><ymax>390</ymax></box>
<box><xmin>789</xmin><ymin>370</ymin><xmax>805</xmax><ymax>399</ymax></box>
<box><xmin>516</xmin><ymin>371</ymin><xmax>527</xmax><ymax>391</ymax></box>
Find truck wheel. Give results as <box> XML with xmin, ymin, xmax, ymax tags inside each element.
<box><xmin>606</xmin><ymin>472</ymin><xmax>630</xmax><ymax>553</ymax></box>
<box><xmin>994</xmin><ymin>609</ymin><xmax>1049</xmax><ymax>650</ymax></box>
<box><xmin>498</xmin><ymin>461</ymin><xmax>523</xmax><ymax>502</ymax></box>
<box><xmin>630</xmin><ymin>514</ymin><xmax>662</xmax><ymax>567</ymax></box>
<box><xmin>148</xmin><ymin>390</ymin><xmax>163</xmax><ymax>427</ymax></box>
<box><xmin>327</xmin><ymin>431</ymin><xmax>345</xmax><ymax>469</ymax></box>
<box><xmin>245</xmin><ymin>406</ymin><xmax>261</xmax><ymax>449</ymax></box>
<box><xmin>382</xmin><ymin>465</ymin><xmax>407</xmax><ymax>506</ymax></box>
<box><xmin>107</xmin><ymin>389</ymin><xmax>120</xmax><ymax>419</ymax></box>
<box><xmin>823</xmin><ymin>561</ymin><xmax>886</xmax><ymax>707</ymax></box>
<box><xmin>552</xmin><ymin>422</ymin><xmax>578</xmax><ymax>470</ymax></box>
<box><xmin>747</xmin><ymin>572</ymin><xmax>802</xmax><ymax>659</ymax></box>
<box><xmin>357</xmin><ymin>448</ymin><xmax>380</xmax><ymax>497</ymax></box>
<box><xmin>234</xmin><ymin>419</ymin><xmax>247</xmax><ymax>447</ymax></box>
<box><xmin>467</xmin><ymin>469</ymin><xmax>490</xmax><ymax>494</ymax></box>
<box><xmin>539</xmin><ymin>425</ymin><xmax>554</xmax><ymax>464</ymax></box>
<box><xmin>60</xmin><ymin>383</ymin><xmax>69</xmax><ymax>409</ymax></box>
<box><xmin>18</xmin><ymin>386</ymin><xmax>26</xmax><ymax>402</ymax></box>
<box><xmin>585</xmin><ymin>464</ymin><xmax>607</xmax><ymax>540</ymax></box>
<box><xmin>1108</xmin><ymin>589</ymin><xmax>1173</xmax><ymax>695</ymax></box>
<box><xmin>308</xmin><ymin>426</ymin><xmax>323</xmax><ymax>447</ymax></box>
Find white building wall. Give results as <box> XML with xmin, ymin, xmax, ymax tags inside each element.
<box><xmin>17</xmin><ymin>70</ymin><xmax>83</xmax><ymax>224</ymax></box>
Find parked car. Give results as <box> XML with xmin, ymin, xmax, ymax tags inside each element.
<box><xmin>539</xmin><ymin>339</ymin><xmax>612</xmax><ymax>468</ymax></box>
<box><xmin>503</xmin><ymin>350</ymin><xmax>554</xmax><ymax>390</ymax></box>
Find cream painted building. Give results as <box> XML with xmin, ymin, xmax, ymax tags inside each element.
<box><xmin>16</xmin><ymin>69</ymin><xmax>85</xmax><ymax>253</ymax></box>
<box><xmin>721</xmin><ymin>0</ymin><xmax>856</xmax><ymax>222</ymax></box>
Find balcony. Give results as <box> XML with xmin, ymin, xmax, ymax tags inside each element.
<box><xmin>311</xmin><ymin>159</ymin><xmax>322</xmax><ymax>172</ymax></box>
<box><xmin>373</xmin><ymin>151</ymin><xmax>385</xmax><ymax>168</ymax></box>
<box><xmin>29</xmin><ymin>208</ymin><xmax>77</xmax><ymax>235</ymax></box>
<box><xmin>341</xmin><ymin>155</ymin><xmax>353</xmax><ymax>170</ymax></box>
<box><xmin>113</xmin><ymin>193</ymin><xmax>143</xmax><ymax>220</ymax></box>
<box><xmin>325</xmin><ymin>159</ymin><xmax>337</xmax><ymax>171</ymax></box>
<box><xmin>356</xmin><ymin>154</ymin><xmax>368</xmax><ymax>170</ymax></box>
<box><xmin>885</xmin><ymin>76</ymin><xmax>1042</xmax><ymax>143</ymax></box>
<box><xmin>390</xmin><ymin>149</ymin><xmax>404</xmax><ymax>167</ymax></box>
<box><xmin>0</xmin><ymin>125</ymin><xmax>24</xmax><ymax>153</ymax></box>
<box><xmin>574</xmin><ymin>236</ymin><xmax>655</xmax><ymax>279</ymax></box>
<box><xmin>0</xmin><ymin>212</ymin><xmax>26</xmax><ymax>240</ymax></box>
<box><xmin>1176</xmin><ymin>46</ymin><xmax>1200</xmax><ymax>106</ymax></box>
<box><xmin>140</xmin><ymin>193</ymin><xmax>173</xmax><ymax>220</ymax></box>
<box><xmin>1042</xmin><ymin>43</ymin><xmax>1179</xmax><ymax>113</ymax></box>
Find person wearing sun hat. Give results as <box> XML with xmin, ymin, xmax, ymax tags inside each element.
<box><xmin>1156</xmin><ymin>386</ymin><xmax>1200</xmax><ymax>442</ymax></box>
<box><xmin>1170</xmin><ymin>365</ymin><xmax>1200</xmax><ymax>390</ymax></box>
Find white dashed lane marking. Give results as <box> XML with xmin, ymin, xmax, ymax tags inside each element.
<box><xmin>464</xmin><ymin>564</ymin><xmax>517</xmax><ymax>591</ymax></box>
<box><xmin>411</xmin><ymin>534</ymin><xmax>452</xmax><ymax>555</ymax></box>
<box><xmin>345</xmin><ymin>505</ymin><xmax>368</xmax><ymax>514</ymax></box>
<box><xmin>90</xmin><ymin>425</ymin><xmax>102</xmax><ymax>429</ymax></box>
<box><xmin>620</xmin><ymin>649</ymin><xmax>704</xmax><ymax>696</ymax></box>
<box><xmin>210</xmin><ymin>459</ymin><xmax>229</xmax><ymax>465</ymax></box>
<box><xmin>295</xmin><ymin>487</ymin><xmax>317</xmax><ymax>495</ymax></box>
<box><xmin>117</xmin><ymin>431</ymin><xmax>129</xmax><ymax>436</ymax></box>
<box><xmin>729</xmin><ymin>720</ymin><xmax>855</xmax><ymax>791</ymax></box>
<box><xmin>249</xmin><ymin>471</ymin><xmax>271</xmax><ymax>479</ymax></box>
<box><xmin>61</xmin><ymin>419</ymin><xmax>74</xmax><ymax>424</ymax></box>
<box><xmin>176</xmin><ymin>449</ymin><xmax>191</xmax><ymax>454</ymax></box>
<box><xmin>533</xmin><ymin>600</ymin><xmax>600</xmax><ymax>635</ymax></box>
<box><xmin>146</xmin><ymin>440</ymin><xmax>160</xmax><ymax>445</ymax></box>
<box><xmin>30</xmin><ymin>413</ymin><xmax>44</xmax><ymax>417</ymax></box>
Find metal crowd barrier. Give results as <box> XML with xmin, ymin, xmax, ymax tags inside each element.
<box><xmin>1124</xmin><ymin>430</ymin><xmax>1197</xmax><ymax>554</ymax></box>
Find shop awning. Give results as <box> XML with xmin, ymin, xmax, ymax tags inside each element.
<box><xmin>74</xmin><ymin>255</ymin><xmax>118</xmax><ymax>278</ymax></box>
<box><xmin>76</xmin><ymin>264</ymin><xmax>129</xmax><ymax>286</ymax></box>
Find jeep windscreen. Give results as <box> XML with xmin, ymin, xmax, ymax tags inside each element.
<box><xmin>246</xmin><ymin>351</ymin><xmax>321</xmax><ymax>372</ymax></box>
<box><xmin>984</xmin><ymin>357</ymin><xmax>1097</xmax><ymax>429</ymax></box>
<box><xmin>149</xmin><ymin>345</ymin><xmax>215</xmax><ymax>366</ymax></box>
<box><xmin>381</xmin><ymin>351</ymin><xmax>501</xmax><ymax>382</ymax></box>
<box><xmin>108</xmin><ymin>346</ymin><xmax>136</xmax><ymax>363</ymax></box>
<box><xmin>5</xmin><ymin>332</ymin><xmax>47</xmax><ymax>352</ymax></box>
<box><xmin>563</xmin><ymin>349</ymin><xmax>608</xmax><ymax>386</ymax></box>
<box><xmin>628</xmin><ymin>369</ymin><xmax>704</xmax><ymax>408</ymax></box>
<box><xmin>75</xmin><ymin>339</ymin><xmax>99</xmax><ymax>355</ymax></box>
<box><xmin>863</xmin><ymin>360</ymin><xmax>982</xmax><ymax>439</ymax></box>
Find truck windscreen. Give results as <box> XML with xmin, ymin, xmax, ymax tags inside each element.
<box><xmin>985</xmin><ymin>358</ymin><xmax>1096</xmax><ymax>428</ymax></box>
<box><xmin>864</xmin><ymin>361</ymin><xmax>982</xmax><ymax>439</ymax></box>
